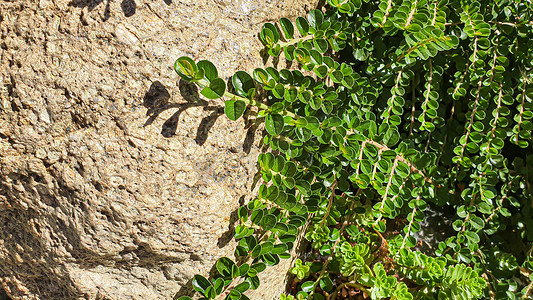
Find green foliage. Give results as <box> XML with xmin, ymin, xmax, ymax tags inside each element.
<box><xmin>174</xmin><ymin>0</ymin><xmax>533</xmax><ymax>299</ymax></box>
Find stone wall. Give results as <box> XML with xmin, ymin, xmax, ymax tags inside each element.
<box><xmin>0</xmin><ymin>0</ymin><xmax>318</xmax><ymax>299</ymax></box>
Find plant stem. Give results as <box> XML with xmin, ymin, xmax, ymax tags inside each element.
<box><xmin>195</xmin><ymin>79</ymin><xmax>298</xmax><ymax>119</ymax></box>
<box><xmin>320</xmin><ymin>179</ymin><xmax>337</xmax><ymax>226</ymax></box>
<box><xmin>278</xmin><ymin>35</ymin><xmax>315</xmax><ymax>48</ymax></box>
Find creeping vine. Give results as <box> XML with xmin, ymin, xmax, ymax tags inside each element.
<box><xmin>174</xmin><ymin>0</ymin><xmax>533</xmax><ymax>299</ymax></box>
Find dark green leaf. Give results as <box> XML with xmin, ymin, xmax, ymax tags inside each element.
<box><xmin>224</xmin><ymin>100</ymin><xmax>246</xmax><ymax>121</ymax></box>
<box><xmin>272</xmin><ymin>83</ymin><xmax>285</xmax><ymax>99</ymax></box>
<box><xmin>197</xmin><ymin>60</ymin><xmax>218</xmax><ymax>81</ymax></box>
<box><xmin>192</xmin><ymin>275</ymin><xmax>212</xmax><ymax>295</ymax></box>
<box><xmin>301</xmin><ymin>281</ymin><xmax>315</xmax><ymax>292</ymax></box>
<box><xmin>265</xmin><ymin>114</ymin><xmax>285</xmax><ymax>136</ymax></box>
<box><xmin>201</xmin><ymin>78</ymin><xmax>226</xmax><ymax>99</ymax></box>
<box><xmin>260</xmin><ymin>23</ymin><xmax>279</xmax><ymax>46</ymax></box>
<box><xmin>232</xmin><ymin>71</ymin><xmax>254</xmax><ymax>97</ymax></box>
<box><xmin>307</xmin><ymin>9</ymin><xmax>323</xmax><ymax>29</ymax></box>
<box><xmin>234</xmin><ymin>282</ymin><xmax>250</xmax><ymax>293</ymax></box>
<box><xmin>261</xmin><ymin>214</ymin><xmax>277</xmax><ymax>230</ymax></box>
<box><xmin>279</xmin><ymin>17</ymin><xmax>295</xmax><ymax>39</ymax></box>
<box><xmin>216</xmin><ymin>257</ymin><xmax>236</xmax><ymax>277</ymax></box>
<box><xmin>296</xmin><ymin>17</ymin><xmax>310</xmax><ymax>35</ymax></box>
<box><xmin>314</xmin><ymin>38</ymin><xmax>328</xmax><ymax>53</ymax></box>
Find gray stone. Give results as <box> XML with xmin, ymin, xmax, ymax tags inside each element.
<box><xmin>0</xmin><ymin>0</ymin><xmax>318</xmax><ymax>299</ymax></box>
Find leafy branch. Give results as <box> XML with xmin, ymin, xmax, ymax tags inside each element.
<box><xmin>171</xmin><ymin>1</ymin><xmax>533</xmax><ymax>299</ymax></box>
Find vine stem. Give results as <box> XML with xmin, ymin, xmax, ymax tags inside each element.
<box><xmin>490</xmin><ymin>20</ymin><xmax>533</xmax><ymax>27</ymax></box>
<box><xmin>278</xmin><ymin>35</ymin><xmax>315</xmax><ymax>48</ymax></box>
<box><xmin>320</xmin><ymin>179</ymin><xmax>337</xmax><ymax>226</ymax></box>
<box><xmin>214</xmin><ymin>231</ymin><xmax>272</xmax><ymax>300</ymax></box>
<box><xmin>195</xmin><ymin>79</ymin><xmax>298</xmax><ymax>119</ymax></box>
<box><xmin>400</xmin><ymin>205</ymin><xmax>418</xmax><ymax>249</ymax></box>
<box><xmin>409</xmin><ymin>77</ymin><xmax>416</xmax><ymax>137</ymax></box>
<box><xmin>383</xmin><ymin>70</ymin><xmax>404</xmax><ymax>124</ymax></box>
<box><xmin>379</xmin><ymin>158</ymin><xmax>398</xmax><ymax>214</ymax></box>
<box><xmin>330</xmin><ymin>281</ymin><xmax>371</xmax><ymax>299</ymax></box>
<box><xmin>364</xmin><ymin>140</ymin><xmax>433</xmax><ymax>184</ymax></box>
<box><xmin>380</xmin><ymin>0</ymin><xmax>394</xmax><ymax>26</ymax></box>
<box><xmin>310</xmin><ymin>191</ymin><xmax>360</xmax><ymax>298</ymax></box>
<box><xmin>403</xmin><ymin>0</ymin><xmax>419</xmax><ymax>28</ymax></box>
<box><xmin>521</xmin><ymin>244</ymin><xmax>533</xmax><ymax>299</ymax></box>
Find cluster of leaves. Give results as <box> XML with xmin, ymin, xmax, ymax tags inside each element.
<box><xmin>174</xmin><ymin>0</ymin><xmax>532</xmax><ymax>299</ymax></box>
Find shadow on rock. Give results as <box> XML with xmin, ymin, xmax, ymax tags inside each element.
<box><xmin>242</xmin><ymin>118</ymin><xmax>262</xmax><ymax>155</ymax></box>
<box><xmin>143</xmin><ymin>80</ymin><xmax>223</xmax><ymax>141</ymax></box>
<box><xmin>121</xmin><ymin>0</ymin><xmax>136</xmax><ymax>17</ymax></box>
<box><xmin>217</xmin><ymin>196</ymin><xmax>245</xmax><ymax>248</ymax></box>
<box><xmin>195</xmin><ymin>106</ymin><xmax>224</xmax><ymax>146</ymax></box>
<box><xmin>68</xmin><ymin>0</ymin><xmax>141</xmax><ymax>20</ymax></box>
<box><xmin>68</xmin><ymin>0</ymin><xmax>111</xmax><ymax>20</ymax></box>
<box><xmin>173</xmin><ymin>278</ymin><xmax>195</xmax><ymax>299</ymax></box>
<box><xmin>0</xmin><ymin>289</ymin><xmax>11</xmax><ymax>300</ymax></box>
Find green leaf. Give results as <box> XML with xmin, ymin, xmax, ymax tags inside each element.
<box><xmin>260</xmin><ymin>241</ymin><xmax>274</xmax><ymax>256</ymax></box>
<box><xmin>272</xmin><ymin>83</ymin><xmax>285</xmax><ymax>99</ymax></box>
<box><xmin>319</xmin><ymin>277</ymin><xmax>334</xmax><ymax>293</ymax></box>
<box><xmin>227</xmin><ymin>289</ymin><xmax>242</xmax><ymax>300</ymax></box>
<box><xmin>301</xmin><ymin>281</ymin><xmax>315</xmax><ymax>292</ymax></box>
<box><xmin>174</xmin><ymin>56</ymin><xmax>198</xmax><ymax>81</ymax></box>
<box><xmin>283</xmin><ymin>177</ymin><xmax>295</xmax><ymax>189</ymax></box>
<box><xmin>295</xmin><ymin>179</ymin><xmax>311</xmax><ymax>194</ymax></box>
<box><xmin>216</xmin><ymin>257</ymin><xmax>236</xmax><ymax>277</ymax></box>
<box><xmin>375</xmin><ymin>220</ymin><xmax>386</xmax><ymax>233</ymax></box>
<box><xmin>294</xmin><ymin>48</ymin><xmax>311</xmax><ymax>65</ymax></box>
<box><xmin>314</xmin><ymin>38</ymin><xmax>328</xmax><ymax>53</ymax></box>
<box><xmin>265</xmin><ymin>114</ymin><xmax>285</xmax><ymax>136</ymax></box>
<box><xmin>238</xmin><ymin>206</ymin><xmax>248</xmax><ymax>222</ymax></box>
<box><xmin>224</xmin><ymin>100</ymin><xmax>246</xmax><ymax>121</ymax></box>
<box><xmin>266</xmin><ymin>185</ymin><xmax>279</xmax><ymax>201</ymax></box>
<box><xmin>261</xmin><ymin>214</ymin><xmax>277</xmax><ymax>230</ymax></box>
<box><xmin>296</xmin><ymin>17</ymin><xmax>310</xmax><ymax>35</ymax></box>
<box><xmin>395</xmin><ymin>161</ymin><xmax>410</xmax><ymax>177</ymax></box>
<box><xmin>315</xmin><ymin>65</ymin><xmax>328</xmax><ymax>78</ymax></box>
<box><xmin>192</xmin><ymin>274</ymin><xmax>212</xmax><ymax>295</ymax></box>
<box><xmin>279</xmin><ymin>17</ymin><xmax>295</xmax><ymax>39</ymax></box>
<box><xmin>330</xmin><ymin>70</ymin><xmax>343</xmax><ymax>83</ymax></box>
<box><xmin>260</xmin><ymin>23</ymin><xmax>280</xmax><ymax>46</ymax></box>
<box><xmin>234</xmin><ymin>282</ymin><xmax>251</xmax><ymax>293</ymax></box>
<box><xmin>251</xmin><ymin>209</ymin><xmax>264</xmax><ymax>225</ymax></box>
<box><xmin>469</xmin><ymin>215</ymin><xmax>485</xmax><ymax>230</ymax></box>
<box><xmin>253</xmin><ymin>68</ymin><xmax>270</xmax><ymax>85</ymax></box>
<box><xmin>251</xmin><ymin>244</ymin><xmax>263</xmax><ymax>258</ymax></box>
<box><xmin>197</xmin><ymin>60</ymin><xmax>218</xmax><ymax>82</ymax></box>
<box><xmin>307</xmin><ymin>9</ymin><xmax>323</xmax><ymax>29</ymax></box>
<box><xmin>465</xmin><ymin>231</ymin><xmax>480</xmax><ymax>243</ymax></box>
<box><xmin>232</xmin><ymin>71</ymin><xmax>254</xmax><ymax>98</ymax></box>
<box><xmin>201</xmin><ymin>77</ymin><xmax>226</xmax><ymax>99</ymax></box>
<box><xmin>246</xmin><ymin>275</ymin><xmax>260</xmax><ymax>290</ymax></box>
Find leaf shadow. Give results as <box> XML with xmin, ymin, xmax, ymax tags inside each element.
<box><xmin>195</xmin><ymin>106</ymin><xmax>224</xmax><ymax>146</ymax></box>
<box><xmin>172</xmin><ymin>277</ymin><xmax>195</xmax><ymax>299</ymax></box>
<box><xmin>69</xmin><ymin>0</ymin><xmax>168</xmax><ymax>20</ymax></box>
<box><xmin>216</xmin><ymin>196</ymin><xmax>245</xmax><ymax>248</ymax></box>
<box><xmin>143</xmin><ymin>80</ymin><xmax>224</xmax><ymax>142</ymax></box>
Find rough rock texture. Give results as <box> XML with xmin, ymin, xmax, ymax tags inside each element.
<box><xmin>0</xmin><ymin>0</ymin><xmax>318</xmax><ymax>299</ymax></box>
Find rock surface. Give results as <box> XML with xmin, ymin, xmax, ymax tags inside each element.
<box><xmin>0</xmin><ymin>0</ymin><xmax>318</xmax><ymax>299</ymax></box>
